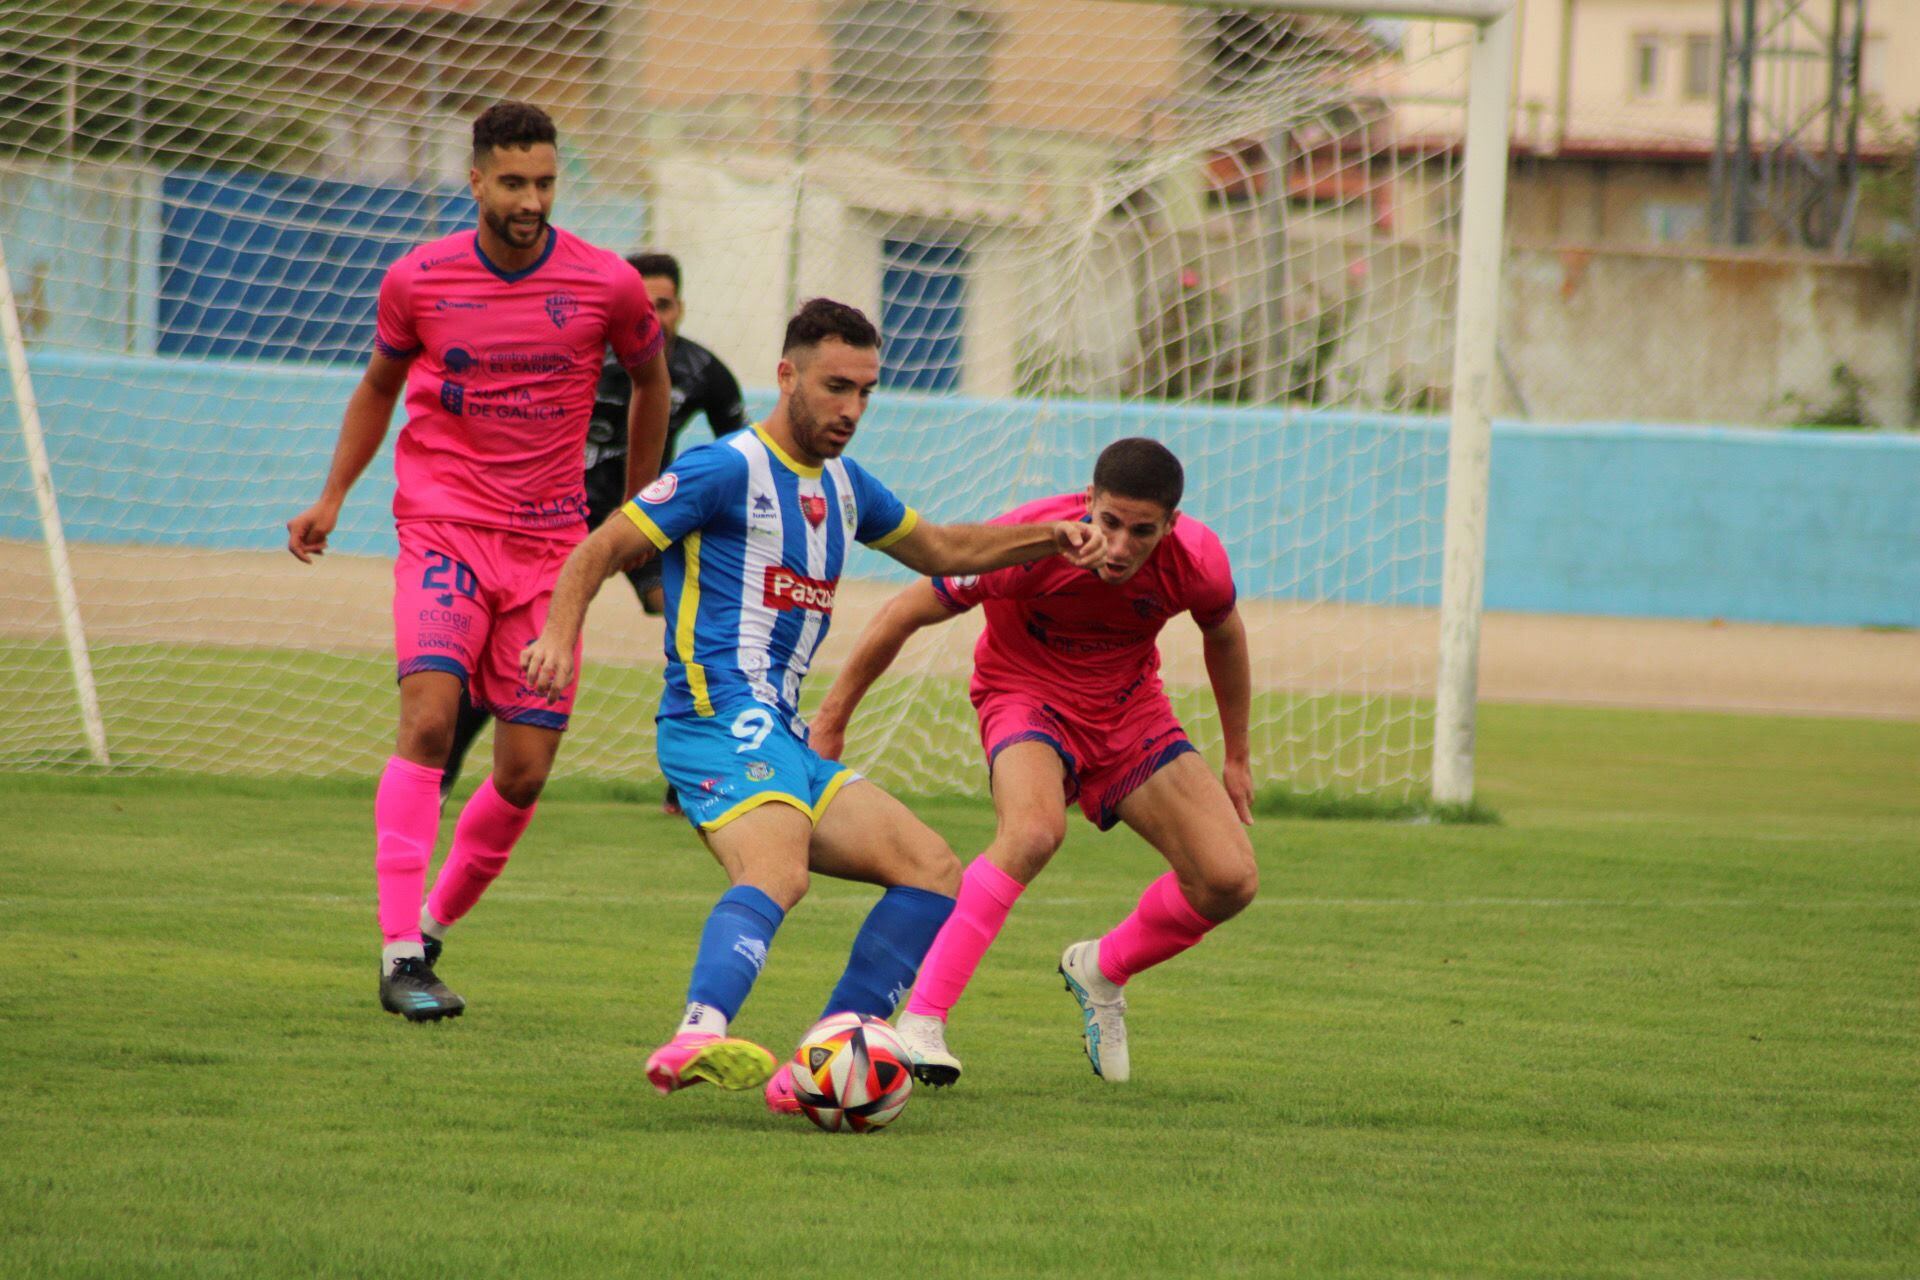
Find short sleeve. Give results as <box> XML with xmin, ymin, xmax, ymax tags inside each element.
<box><xmin>930</xmin><ymin>565</ymin><xmax>1022</xmax><ymax>613</ymax></box>
<box><xmin>845</xmin><ymin>459</ymin><xmax>919</xmax><ymax>549</ymax></box>
<box><xmin>373</xmin><ymin>264</ymin><xmax>418</xmax><ymax>359</ymax></box>
<box><xmin>620</xmin><ymin>443</ymin><xmax>741</xmax><ymax>550</ymax></box>
<box><xmin>607</xmin><ymin>262</ymin><xmax>666</xmax><ymax>370</ymax></box>
<box><xmin>930</xmin><ymin>505</ymin><xmax>1030</xmax><ymax>611</ymax></box>
<box><xmin>1184</xmin><ymin>522</ymin><xmax>1238</xmax><ymax>629</ymax></box>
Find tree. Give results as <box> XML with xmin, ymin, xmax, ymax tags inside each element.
<box><xmin>0</xmin><ymin>0</ymin><xmax>322</xmax><ymax>168</ymax></box>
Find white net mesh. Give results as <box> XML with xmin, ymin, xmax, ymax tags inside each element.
<box><xmin>0</xmin><ymin>0</ymin><xmax>1478</xmax><ymax>797</ymax></box>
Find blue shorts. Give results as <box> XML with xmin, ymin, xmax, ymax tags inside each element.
<box><xmin>657</xmin><ymin>708</ymin><xmax>859</xmax><ymax>832</ymax></box>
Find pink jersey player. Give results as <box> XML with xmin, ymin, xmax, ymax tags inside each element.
<box><xmin>376</xmin><ymin>225</ymin><xmax>662</xmax><ymax>538</ymax></box>
<box><xmin>813</xmin><ymin>439</ymin><xmax>1258</xmax><ymax>1087</ymax></box>
<box><xmin>933</xmin><ymin>490</ymin><xmax>1236</xmax><ymax>826</ymax></box>
<box><xmin>287</xmin><ymin>102</ymin><xmax>671</xmax><ymax>1022</ymax></box>
<box><xmin>379</xmin><ymin>226</ymin><xmax>661</xmax><ymax>728</ymax></box>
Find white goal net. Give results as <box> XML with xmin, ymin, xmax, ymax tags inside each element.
<box><xmin>0</xmin><ymin>0</ymin><xmax>1491</xmax><ymax>800</ymax></box>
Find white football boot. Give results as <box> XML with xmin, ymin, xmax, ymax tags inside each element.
<box><xmin>1058</xmin><ymin>940</ymin><xmax>1130</xmax><ymax>1082</ymax></box>
<box><xmin>895</xmin><ymin>1011</ymin><xmax>964</xmax><ymax>1087</ymax></box>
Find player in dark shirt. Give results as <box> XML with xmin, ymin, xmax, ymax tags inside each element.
<box><xmin>443</xmin><ymin>252</ymin><xmax>749</xmax><ymax>809</ymax></box>
<box><xmin>583</xmin><ymin>253</ymin><xmax>750</xmax><ymax>614</ymax></box>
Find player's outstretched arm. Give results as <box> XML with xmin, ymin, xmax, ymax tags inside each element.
<box><xmin>810</xmin><ymin>579</ymin><xmax>957</xmax><ymax>761</ymax></box>
<box><xmin>519</xmin><ymin>514</ymin><xmax>656</xmax><ymax>701</ymax></box>
<box><xmin>881</xmin><ymin>519</ymin><xmax>1104</xmax><ymax>577</ymax></box>
<box><xmin>1201</xmin><ymin>607</ymin><xmax>1255</xmax><ymax>825</ymax></box>
<box><xmin>286</xmin><ymin>352</ymin><xmax>410</xmax><ymax>562</ymax></box>
<box><xmin>621</xmin><ymin>350</ymin><xmax>672</xmax><ymax>502</ymax></box>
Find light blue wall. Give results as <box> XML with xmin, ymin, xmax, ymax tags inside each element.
<box><xmin>3</xmin><ymin>352</ymin><xmax>1916</xmax><ymax>626</ymax></box>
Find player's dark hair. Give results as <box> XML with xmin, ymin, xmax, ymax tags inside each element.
<box><xmin>629</xmin><ymin>252</ymin><xmax>681</xmax><ymax>291</ymax></box>
<box><xmin>471</xmin><ymin>101</ymin><xmax>558</xmax><ymax>167</ymax></box>
<box><xmin>783</xmin><ymin>297</ymin><xmax>880</xmax><ymax>355</ymax></box>
<box><xmin>1092</xmin><ymin>437</ymin><xmax>1184</xmax><ymax>513</ymax></box>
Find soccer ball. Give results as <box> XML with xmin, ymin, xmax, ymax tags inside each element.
<box><xmin>787</xmin><ymin>1012</ymin><xmax>914</xmax><ymax>1133</ymax></box>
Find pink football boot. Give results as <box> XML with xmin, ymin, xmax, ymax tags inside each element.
<box><xmin>644</xmin><ymin>1032</ymin><xmax>777</xmax><ymax>1096</ymax></box>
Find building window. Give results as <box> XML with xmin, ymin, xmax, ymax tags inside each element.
<box><xmin>880</xmin><ymin>239</ymin><xmax>968</xmax><ymax>393</ymax></box>
<box><xmin>1642</xmin><ymin>201</ymin><xmax>1705</xmax><ymax>244</ymax></box>
<box><xmin>1632</xmin><ymin>35</ymin><xmax>1663</xmax><ymax>99</ymax></box>
<box><xmin>829</xmin><ymin>1</ymin><xmax>997</xmax><ymax>115</ymax></box>
<box><xmin>1684</xmin><ymin>35</ymin><xmax>1714</xmax><ymax>100</ymax></box>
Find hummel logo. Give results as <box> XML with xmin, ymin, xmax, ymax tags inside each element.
<box><xmin>732</xmin><ymin>935</ymin><xmax>769</xmax><ymax>973</ymax></box>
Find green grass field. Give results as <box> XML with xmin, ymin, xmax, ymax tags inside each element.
<box><xmin>2</xmin><ymin>704</ymin><xmax>1916</xmax><ymax>1277</ymax></box>
<box><xmin>0</xmin><ymin>637</ymin><xmax>1432</xmax><ymax>799</ymax></box>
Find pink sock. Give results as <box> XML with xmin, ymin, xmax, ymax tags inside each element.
<box><xmin>374</xmin><ymin>755</ymin><xmax>443</xmax><ymax>945</ymax></box>
<box><xmin>904</xmin><ymin>856</ymin><xmax>1026</xmax><ymax>1019</ymax></box>
<box><xmin>426</xmin><ymin>776</ymin><xmax>535</xmax><ymax>927</ymax></box>
<box><xmin>1097</xmin><ymin>872</ymin><xmax>1217</xmax><ymax>986</ymax></box>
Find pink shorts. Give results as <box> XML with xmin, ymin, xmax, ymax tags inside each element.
<box><xmin>393</xmin><ymin>519</ymin><xmax>584</xmax><ymax>730</ymax></box>
<box><xmin>976</xmin><ymin>692</ymin><xmax>1195</xmax><ymax>831</ymax></box>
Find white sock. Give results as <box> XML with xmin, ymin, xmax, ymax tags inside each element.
<box><xmin>420</xmin><ymin>907</ymin><xmax>449</xmax><ymax>942</ymax></box>
<box><xmin>383</xmin><ymin>941</ymin><xmax>425</xmax><ymax>974</ymax></box>
<box><xmin>677</xmin><ymin>1002</ymin><xmax>728</xmax><ymax>1037</ymax></box>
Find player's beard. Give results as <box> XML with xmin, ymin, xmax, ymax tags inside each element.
<box><xmin>788</xmin><ymin>388</ymin><xmax>852</xmax><ymax>460</ymax></box>
<box><xmin>483</xmin><ymin>206</ymin><xmax>547</xmax><ymax>251</ymax></box>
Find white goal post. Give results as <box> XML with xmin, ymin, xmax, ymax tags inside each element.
<box><xmin>0</xmin><ymin>0</ymin><xmax>1514</xmax><ymax>806</ymax></box>
<box><xmin>1109</xmin><ymin>0</ymin><xmax>1516</xmax><ymax>803</ymax></box>
<box><xmin>0</xmin><ymin>233</ymin><xmax>110</xmax><ymax>766</ymax></box>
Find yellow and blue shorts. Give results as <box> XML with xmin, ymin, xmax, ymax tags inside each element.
<box><xmin>657</xmin><ymin>708</ymin><xmax>858</xmax><ymax>832</ymax></box>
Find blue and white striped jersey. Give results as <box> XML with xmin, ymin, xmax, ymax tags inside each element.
<box><xmin>620</xmin><ymin>423</ymin><xmax>918</xmax><ymax>732</ymax></box>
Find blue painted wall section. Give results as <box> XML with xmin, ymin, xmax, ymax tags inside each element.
<box><xmin>159</xmin><ymin>172</ymin><xmax>476</xmax><ymax>363</ymax></box>
<box><xmin>3</xmin><ymin>352</ymin><xmax>1916</xmax><ymax>626</ymax></box>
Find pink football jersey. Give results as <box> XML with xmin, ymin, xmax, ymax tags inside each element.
<box><xmin>932</xmin><ymin>492</ymin><xmax>1238</xmax><ymax>728</ymax></box>
<box><xmin>374</xmin><ymin>227</ymin><xmax>664</xmax><ymax>539</ymax></box>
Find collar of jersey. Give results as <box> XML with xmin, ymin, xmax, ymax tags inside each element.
<box><xmin>472</xmin><ymin>227</ymin><xmax>558</xmax><ymax>284</ymax></box>
<box><xmin>752</xmin><ymin>422</ymin><xmax>823</xmax><ymax>478</ymax></box>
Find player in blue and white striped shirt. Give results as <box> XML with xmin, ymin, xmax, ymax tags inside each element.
<box><xmin>618</xmin><ymin>395</ymin><xmax>918</xmax><ymax>739</ymax></box>
<box><xmin>522</xmin><ymin>299</ymin><xmax>1105</xmax><ymax>1111</ymax></box>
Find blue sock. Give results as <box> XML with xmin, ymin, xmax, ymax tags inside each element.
<box><xmin>822</xmin><ymin>885</ymin><xmax>957</xmax><ymax>1020</ymax></box>
<box><xmin>686</xmin><ymin>885</ymin><xmax>786</xmax><ymax>1020</ymax></box>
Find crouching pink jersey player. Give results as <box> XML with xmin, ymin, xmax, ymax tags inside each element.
<box><xmin>810</xmin><ymin>437</ymin><xmax>1257</xmax><ymax>1084</ymax></box>
<box><xmin>286</xmin><ymin>102</ymin><xmax>670</xmax><ymax>1021</ymax></box>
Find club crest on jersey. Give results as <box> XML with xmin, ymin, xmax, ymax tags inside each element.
<box><xmin>799</xmin><ymin>494</ymin><xmax>828</xmax><ymax>528</ymax></box>
<box><xmin>745</xmin><ymin>761</ymin><xmax>774</xmax><ymax>782</ymax></box>
<box><xmin>544</xmin><ymin>292</ymin><xmax>579</xmax><ymax>329</ymax></box>
<box><xmin>762</xmin><ymin>565</ymin><xmax>836</xmax><ymax>613</ymax></box>
<box><xmin>639</xmin><ymin>474</ymin><xmax>678</xmax><ymax>504</ymax></box>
